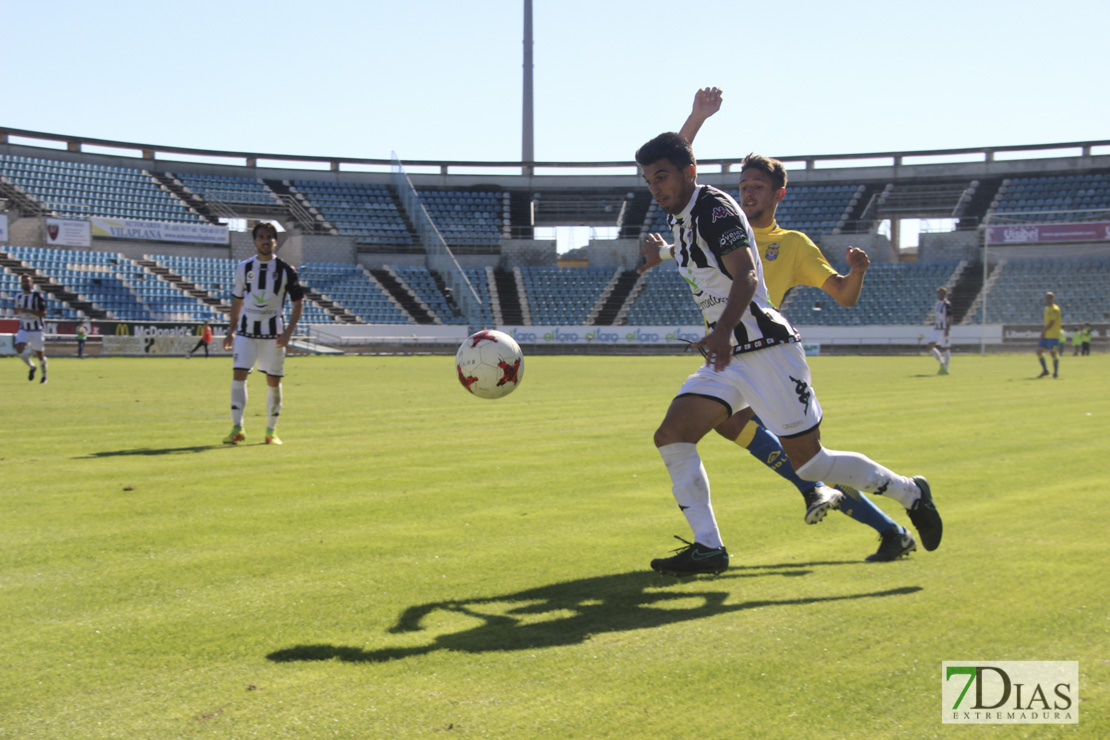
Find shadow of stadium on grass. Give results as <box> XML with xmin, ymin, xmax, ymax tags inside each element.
<box><xmin>267</xmin><ymin>568</ymin><xmax>922</xmax><ymax>664</ymax></box>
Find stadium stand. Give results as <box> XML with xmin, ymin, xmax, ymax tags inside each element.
<box><xmin>0</xmin><ymin>264</ymin><xmax>81</xmax><ymax>320</ymax></box>
<box><xmin>988</xmin><ymin>172</ymin><xmax>1110</xmax><ymax>222</ymax></box>
<box><xmin>9</xmin><ymin>246</ymin><xmax>211</xmax><ymax>321</ymax></box>
<box><xmin>174</xmin><ymin>173</ymin><xmax>279</xmax><ymax>208</ymax></box>
<box><xmin>391</xmin><ymin>265</ymin><xmax>465</xmax><ymax>324</ymax></box>
<box><xmin>967</xmin><ymin>257</ymin><xmax>1110</xmax><ymax>325</ymax></box>
<box><xmin>417</xmin><ymin>189</ymin><xmax>509</xmax><ymax>251</ymax></box>
<box><xmin>0</xmin><ymin>154</ymin><xmax>200</xmax><ymax>222</ymax></box>
<box><xmin>296</xmin><ymin>262</ymin><xmax>410</xmax><ymax>324</ymax></box>
<box><xmin>641</xmin><ymin>184</ymin><xmax>863</xmax><ymax>238</ymax></box>
<box><xmin>519</xmin><ymin>266</ymin><xmax>615</xmax><ymax>325</ymax></box>
<box><xmin>623</xmin><ymin>263</ymin><xmax>702</xmax><ymax>326</ymax></box>
<box><xmin>288</xmin><ymin>181</ymin><xmax>413</xmax><ymax>247</ymax></box>
<box><xmin>780</xmin><ymin>261</ymin><xmax>962</xmax><ymax>326</ymax></box>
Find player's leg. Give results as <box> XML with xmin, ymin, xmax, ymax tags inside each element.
<box><xmin>650</xmin><ymin>376</ymin><xmax>734</xmax><ymax>576</ymax></box>
<box><xmin>264</xmin><ymin>375</ymin><xmax>283</xmax><ymax>444</ymax></box>
<box><xmin>836</xmin><ymin>485</ymin><xmax>916</xmax><ymax>562</ymax></box>
<box><xmin>1051</xmin><ymin>344</ymin><xmax>1059</xmax><ymax>377</ymax></box>
<box><xmin>715</xmin><ymin>409</ymin><xmax>840</xmax><ymax>524</ymax></box>
<box><xmin>1037</xmin><ymin>344</ymin><xmax>1050</xmax><ymax>376</ymax></box>
<box><xmin>258</xmin><ymin>340</ymin><xmax>286</xmax><ymax>444</ymax></box>
<box><xmin>928</xmin><ymin>341</ymin><xmax>944</xmax><ymax>367</ymax></box>
<box><xmin>783</xmin><ymin>430</ymin><xmax>941</xmax><ymax>552</ymax></box>
<box><xmin>36</xmin><ymin>349</ymin><xmax>47</xmax><ymax>383</ymax></box>
<box><xmin>225</xmin><ymin>336</ymin><xmax>255</xmax><ymax>444</ymax></box>
<box><xmin>14</xmin><ymin>337</ymin><xmax>36</xmax><ymax>379</ymax></box>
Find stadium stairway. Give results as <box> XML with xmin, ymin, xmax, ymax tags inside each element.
<box><xmin>493</xmin><ymin>269</ymin><xmax>524</xmax><ymax>324</ymax></box>
<box><xmin>593</xmin><ymin>270</ymin><xmax>639</xmax><ymax>325</ymax></box>
<box><xmin>299</xmin><ymin>286</ymin><xmax>360</xmax><ymax>324</ymax></box>
<box><xmin>0</xmin><ymin>248</ymin><xmax>107</xmax><ymax>319</ymax></box>
<box><xmin>0</xmin><ymin>178</ymin><xmax>47</xmax><ymax>216</ymax></box>
<box><xmin>136</xmin><ymin>258</ymin><xmax>229</xmax><ymax>316</ymax></box>
<box><xmin>368</xmin><ymin>268</ymin><xmax>435</xmax><ymax>324</ymax></box>
<box><xmin>150</xmin><ymin>173</ymin><xmax>221</xmax><ymax>225</ymax></box>
<box><xmin>948</xmin><ymin>260</ymin><xmax>995</xmax><ymax>324</ymax></box>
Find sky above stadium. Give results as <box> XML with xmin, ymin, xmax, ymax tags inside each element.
<box><xmin>3</xmin><ymin>0</ymin><xmax>1106</xmax><ymax>167</ymax></box>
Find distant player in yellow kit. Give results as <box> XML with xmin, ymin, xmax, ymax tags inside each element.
<box><xmin>1037</xmin><ymin>291</ymin><xmax>1062</xmax><ymax>378</ymax></box>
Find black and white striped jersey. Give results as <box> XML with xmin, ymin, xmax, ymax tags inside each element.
<box><xmin>669</xmin><ymin>185</ymin><xmax>800</xmax><ymax>354</ymax></box>
<box><xmin>933</xmin><ymin>299</ymin><xmax>951</xmax><ymax>331</ymax></box>
<box><xmin>15</xmin><ymin>290</ymin><xmax>46</xmax><ymax>332</ymax></box>
<box><xmin>232</xmin><ymin>256</ymin><xmax>306</xmax><ymax>339</ymax></box>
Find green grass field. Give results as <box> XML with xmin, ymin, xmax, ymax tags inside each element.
<box><xmin>2</xmin><ymin>352</ymin><xmax>1107</xmax><ymax>739</ymax></box>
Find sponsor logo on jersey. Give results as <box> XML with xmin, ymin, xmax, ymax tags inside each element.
<box><xmin>711</xmin><ymin>206</ymin><xmax>729</xmax><ymax>223</ymax></box>
<box><xmin>720</xmin><ymin>228</ymin><xmax>748</xmax><ymax>250</ymax></box>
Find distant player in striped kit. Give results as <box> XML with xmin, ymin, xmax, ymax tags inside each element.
<box><xmin>221</xmin><ymin>222</ymin><xmax>305</xmax><ymax>445</ymax></box>
<box><xmin>928</xmin><ymin>286</ymin><xmax>952</xmax><ymax>375</ymax></box>
<box><xmin>13</xmin><ymin>273</ymin><xmax>48</xmax><ymax>384</ymax></box>
<box><xmin>635</xmin><ymin>133</ymin><xmax>941</xmax><ymax>577</ymax></box>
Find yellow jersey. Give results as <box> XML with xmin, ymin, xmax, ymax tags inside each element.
<box><xmin>1043</xmin><ymin>304</ymin><xmax>1062</xmax><ymax>339</ymax></box>
<box><xmin>752</xmin><ymin>221</ymin><xmax>838</xmax><ymax>308</ymax></box>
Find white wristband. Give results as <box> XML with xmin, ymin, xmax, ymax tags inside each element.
<box><xmin>659</xmin><ymin>245</ymin><xmax>674</xmax><ymax>261</ymax></box>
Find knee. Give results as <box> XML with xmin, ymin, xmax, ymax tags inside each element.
<box><xmin>654</xmin><ymin>425</ymin><xmax>677</xmax><ymax>449</ymax></box>
<box><xmin>713</xmin><ymin>414</ymin><xmax>744</xmax><ymax>442</ymax></box>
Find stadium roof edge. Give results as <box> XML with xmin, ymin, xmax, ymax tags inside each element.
<box><xmin>2</xmin><ymin>125</ymin><xmax>1108</xmax><ymax>176</ymax></box>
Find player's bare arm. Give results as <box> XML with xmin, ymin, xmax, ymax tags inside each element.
<box><xmin>637</xmin><ymin>232</ymin><xmax>673</xmax><ymax>274</ymax></box>
<box><xmin>677</xmin><ymin>87</ymin><xmax>723</xmax><ymax>145</ymax></box>
<box><xmin>276</xmin><ymin>299</ymin><xmax>303</xmax><ymax>349</ymax></box>
<box><xmin>692</xmin><ymin>246</ymin><xmax>758</xmax><ymax>372</ymax></box>
<box><xmin>820</xmin><ymin>247</ymin><xmax>871</xmax><ymax>307</ymax></box>
<box><xmin>224</xmin><ymin>297</ymin><xmax>244</xmax><ymax>351</ymax></box>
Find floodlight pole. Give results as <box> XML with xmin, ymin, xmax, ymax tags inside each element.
<box><xmin>522</xmin><ymin>0</ymin><xmax>534</xmax><ymax>177</ymax></box>
<box><xmin>981</xmin><ymin>219</ymin><xmax>989</xmax><ymax>356</ymax></box>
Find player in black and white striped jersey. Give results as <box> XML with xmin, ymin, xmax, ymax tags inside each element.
<box><xmin>13</xmin><ymin>273</ymin><xmax>49</xmax><ymax>384</ymax></box>
<box><xmin>636</xmin><ymin>133</ymin><xmax>942</xmax><ymax>577</ymax></box>
<box><xmin>220</xmin><ymin>222</ymin><xmax>305</xmax><ymax>445</ymax></box>
<box><xmin>927</xmin><ymin>286</ymin><xmax>951</xmax><ymax>375</ymax></box>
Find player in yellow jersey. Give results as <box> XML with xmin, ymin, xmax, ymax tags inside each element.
<box><xmin>1037</xmin><ymin>291</ymin><xmax>1062</xmax><ymax>378</ymax></box>
<box><xmin>638</xmin><ymin>87</ymin><xmax>921</xmax><ymax>562</ymax></box>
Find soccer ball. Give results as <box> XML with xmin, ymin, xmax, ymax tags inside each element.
<box><xmin>456</xmin><ymin>330</ymin><xmax>524</xmax><ymax>399</ymax></box>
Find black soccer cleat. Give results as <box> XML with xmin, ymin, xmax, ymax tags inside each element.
<box><xmin>28</xmin><ymin>366</ymin><xmax>35</xmax><ymax>382</ymax></box>
<box><xmin>651</xmin><ymin>536</ymin><xmax>729</xmax><ymax>577</ymax></box>
<box><xmin>906</xmin><ymin>476</ymin><xmax>942</xmax><ymax>551</ymax></box>
<box><xmin>866</xmin><ymin>526</ymin><xmax>917</xmax><ymax>562</ymax></box>
<box><xmin>802</xmin><ymin>485</ymin><xmax>843</xmax><ymax>524</ymax></box>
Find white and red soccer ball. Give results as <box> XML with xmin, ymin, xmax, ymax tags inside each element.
<box><xmin>456</xmin><ymin>330</ymin><xmax>524</xmax><ymax>399</ymax></box>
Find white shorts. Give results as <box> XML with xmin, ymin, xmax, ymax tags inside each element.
<box><xmin>14</xmin><ymin>330</ymin><xmax>45</xmax><ymax>353</ymax></box>
<box><xmin>929</xmin><ymin>329</ymin><xmax>949</xmax><ymax>348</ymax></box>
<box><xmin>233</xmin><ymin>335</ymin><xmax>286</xmax><ymax>377</ymax></box>
<box><xmin>676</xmin><ymin>342</ymin><xmax>822</xmax><ymax>439</ymax></box>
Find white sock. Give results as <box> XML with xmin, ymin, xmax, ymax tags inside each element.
<box><xmin>930</xmin><ymin>347</ymin><xmax>944</xmax><ymax>365</ymax></box>
<box><xmin>795</xmin><ymin>447</ymin><xmax>921</xmax><ymax>508</ymax></box>
<box><xmin>943</xmin><ymin>350</ymin><xmax>950</xmax><ymax>368</ymax></box>
<box><xmin>267</xmin><ymin>384</ymin><xmax>283</xmax><ymax>431</ymax></box>
<box><xmin>658</xmin><ymin>442</ymin><xmax>723</xmax><ymax>549</ymax></box>
<box><xmin>20</xmin><ymin>349</ymin><xmax>34</xmax><ymax>368</ymax></box>
<box><xmin>231</xmin><ymin>380</ymin><xmax>247</xmax><ymax>427</ymax></box>
<box><xmin>39</xmin><ymin>356</ymin><xmax>47</xmax><ymax>377</ymax></box>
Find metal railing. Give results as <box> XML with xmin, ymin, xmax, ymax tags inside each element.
<box><xmin>390</xmin><ymin>153</ymin><xmax>484</xmax><ymax>327</ymax></box>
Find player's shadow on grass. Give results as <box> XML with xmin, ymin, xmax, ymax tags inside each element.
<box><xmin>76</xmin><ymin>445</ymin><xmax>226</xmax><ymax>458</ymax></box>
<box><xmin>267</xmin><ymin>568</ymin><xmax>921</xmax><ymax>664</ymax></box>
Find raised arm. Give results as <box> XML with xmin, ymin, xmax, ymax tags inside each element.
<box><xmin>677</xmin><ymin>87</ymin><xmax>723</xmax><ymax>145</ymax></box>
<box><xmin>819</xmin><ymin>247</ymin><xmax>870</xmax><ymax>307</ymax></box>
